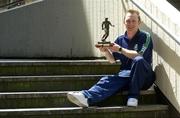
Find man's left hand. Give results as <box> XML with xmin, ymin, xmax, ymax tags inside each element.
<box><xmin>108</xmin><ymin>43</ymin><xmax>121</xmax><ymax>52</ymax></box>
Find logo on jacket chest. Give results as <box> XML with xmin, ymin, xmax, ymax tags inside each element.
<box><xmin>134</xmin><ymin>44</ymin><xmax>138</xmax><ymax>51</ymax></box>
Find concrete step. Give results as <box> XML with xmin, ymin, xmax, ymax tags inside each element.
<box><xmin>0</xmin><ymin>90</ymin><xmax>157</xmax><ymax>108</ymax></box>
<box><xmin>0</xmin><ymin>60</ymin><xmax>120</xmax><ymax>76</ymax></box>
<box><xmin>0</xmin><ymin>105</ymin><xmax>169</xmax><ymax>118</ymax></box>
<box><xmin>0</xmin><ymin>75</ymin><xmax>103</xmax><ymax>92</ymax></box>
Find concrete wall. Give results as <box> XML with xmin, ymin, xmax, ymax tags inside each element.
<box><xmin>125</xmin><ymin>0</ymin><xmax>180</xmax><ymax>113</ymax></box>
<box><xmin>0</xmin><ymin>0</ymin><xmax>125</xmax><ymax>58</ymax></box>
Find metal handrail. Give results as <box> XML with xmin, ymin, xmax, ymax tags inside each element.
<box><xmin>0</xmin><ymin>0</ymin><xmax>25</xmax><ymax>9</ymax></box>
<box><xmin>130</xmin><ymin>0</ymin><xmax>180</xmax><ymax>45</ymax></box>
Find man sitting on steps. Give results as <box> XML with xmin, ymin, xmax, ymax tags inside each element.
<box><xmin>67</xmin><ymin>9</ymin><xmax>155</xmax><ymax>107</ymax></box>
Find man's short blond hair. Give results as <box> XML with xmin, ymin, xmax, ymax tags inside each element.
<box><xmin>125</xmin><ymin>9</ymin><xmax>141</xmax><ymax>22</ymax></box>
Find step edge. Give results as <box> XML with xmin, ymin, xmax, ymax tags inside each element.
<box><xmin>0</xmin><ymin>60</ymin><xmax>121</xmax><ymax>66</ymax></box>
<box><xmin>0</xmin><ymin>90</ymin><xmax>155</xmax><ymax>98</ymax></box>
<box><xmin>0</xmin><ymin>105</ymin><xmax>168</xmax><ymax>115</ymax></box>
<box><xmin>0</xmin><ymin>75</ymin><xmax>107</xmax><ymax>81</ymax></box>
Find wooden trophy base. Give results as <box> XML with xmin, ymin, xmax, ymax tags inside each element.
<box><xmin>95</xmin><ymin>41</ymin><xmax>114</xmax><ymax>48</ymax></box>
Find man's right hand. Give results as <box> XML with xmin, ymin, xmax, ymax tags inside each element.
<box><xmin>98</xmin><ymin>47</ymin><xmax>108</xmax><ymax>52</ymax></box>
<box><xmin>95</xmin><ymin>45</ymin><xmax>107</xmax><ymax>52</ymax></box>
<box><xmin>95</xmin><ymin>45</ymin><xmax>116</xmax><ymax>63</ymax></box>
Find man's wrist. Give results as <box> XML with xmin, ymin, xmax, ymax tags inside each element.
<box><xmin>119</xmin><ymin>47</ymin><xmax>122</xmax><ymax>53</ymax></box>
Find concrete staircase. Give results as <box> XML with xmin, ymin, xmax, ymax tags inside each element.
<box><xmin>0</xmin><ymin>59</ymin><xmax>169</xmax><ymax>118</ymax></box>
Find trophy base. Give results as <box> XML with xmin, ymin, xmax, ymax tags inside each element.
<box><xmin>95</xmin><ymin>41</ymin><xmax>114</xmax><ymax>47</ymax></box>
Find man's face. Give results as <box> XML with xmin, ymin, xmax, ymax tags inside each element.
<box><xmin>124</xmin><ymin>12</ymin><xmax>140</xmax><ymax>32</ymax></box>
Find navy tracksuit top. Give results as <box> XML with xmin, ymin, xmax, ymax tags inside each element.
<box><xmin>113</xmin><ymin>29</ymin><xmax>153</xmax><ymax>70</ymax></box>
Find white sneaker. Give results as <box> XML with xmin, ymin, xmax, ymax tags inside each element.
<box><xmin>127</xmin><ymin>98</ymin><xmax>138</xmax><ymax>107</ymax></box>
<box><xmin>67</xmin><ymin>91</ymin><xmax>89</xmax><ymax>107</ymax></box>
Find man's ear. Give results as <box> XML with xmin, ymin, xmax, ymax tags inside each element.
<box><xmin>123</xmin><ymin>20</ymin><xmax>126</xmax><ymax>24</ymax></box>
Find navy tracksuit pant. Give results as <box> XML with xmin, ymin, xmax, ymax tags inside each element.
<box><xmin>82</xmin><ymin>56</ymin><xmax>155</xmax><ymax>105</ymax></box>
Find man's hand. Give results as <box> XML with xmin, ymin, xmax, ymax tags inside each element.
<box><xmin>95</xmin><ymin>43</ymin><xmax>116</xmax><ymax>63</ymax></box>
<box><xmin>108</xmin><ymin>43</ymin><xmax>121</xmax><ymax>52</ymax></box>
<box><xmin>95</xmin><ymin>46</ymin><xmax>108</xmax><ymax>52</ymax></box>
<box><xmin>108</xmin><ymin>43</ymin><xmax>140</xmax><ymax>59</ymax></box>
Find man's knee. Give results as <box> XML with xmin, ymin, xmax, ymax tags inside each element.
<box><xmin>133</xmin><ymin>56</ymin><xmax>144</xmax><ymax>63</ymax></box>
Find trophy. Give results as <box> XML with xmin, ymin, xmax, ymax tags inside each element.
<box><xmin>95</xmin><ymin>18</ymin><xmax>115</xmax><ymax>48</ymax></box>
<box><xmin>95</xmin><ymin>41</ymin><xmax>114</xmax><ymax>48</ymax></box>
